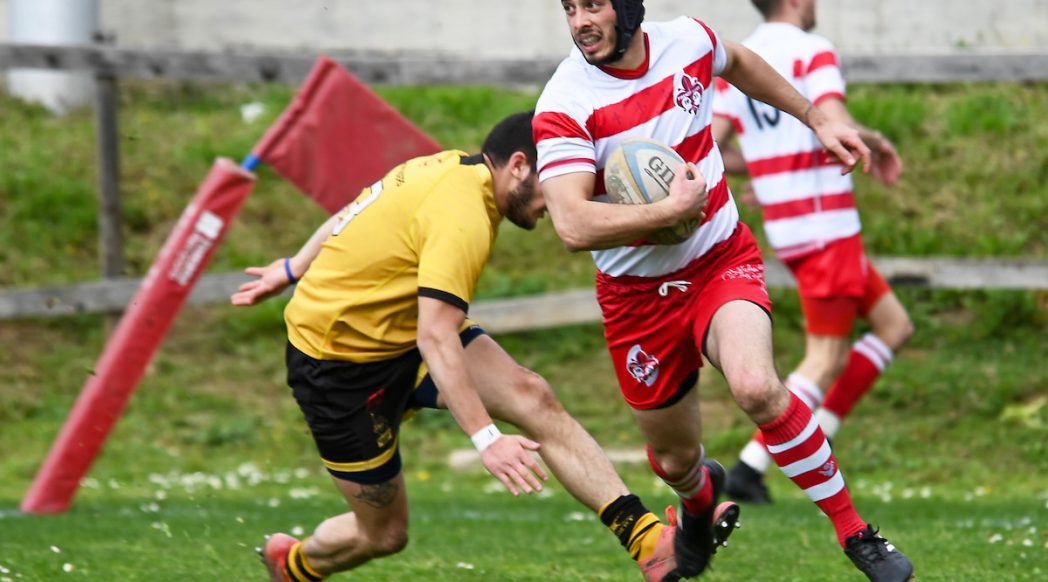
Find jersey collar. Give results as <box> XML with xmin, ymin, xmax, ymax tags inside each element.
<box><xmin>599</xmin><ymin>33</ymin><xmax>650</xmax><ymax>79</ymax></box>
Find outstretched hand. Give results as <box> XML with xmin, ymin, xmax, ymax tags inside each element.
<box><xmin>869</xmin><ymin>134</ymin><xmax>903</xmax><ymax>186</ymax></box>
<box><xmin>812</xmin><ymin>118</ymin><xmax>871</xmax><ymax>176</ymax></box>
<box><xmin>230</xmin><ymin>258</ymin><xmax>293</xmax><ymax>306</ymax></box>
<box><xmin>480</xmin><ymin>435</ymin><xmax>549</xmax><ymax>496</ymax></box>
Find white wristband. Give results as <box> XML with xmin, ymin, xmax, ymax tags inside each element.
<box><xmin>470</xmin><ymin>424</ymin><xmax>502</xmax><ymax>453</ymax></box>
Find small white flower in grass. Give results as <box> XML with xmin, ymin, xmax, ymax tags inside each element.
<box><xmin>455</xmin><ymin>562</ymin><xmax>475</xmax><ymax>570</ymax></box>
<box><xmin>989</xmin><ymin>533</ymin><xmax>1004</xmax><ymax>544</ymax></box>
<box><xmin>154</xmin><ymin>490</ymin><xmax>167</xmax><ymax>500</ymax></box>
<box><xmin>147</xmin><ymin>474</ymin><xmax>172</xmax><ymax>490</ymax></box>
<box><xmin>240</xmin><ymin>102</ymin><xmax>267</xmax><ymax>124</ymax></box>
<box><xmin>291</xmin><ymin>526</ymin><xmax>305</xmax><ymax>537</ymax></box>
<box><xmin>236</xmin><ymin>516</ymin><xmax>245</xmax><ymax>524</ymax></box>
<box><xmin>0</xmin><ymin>564</ymin><xmax>10</xmax><ymax>573</ymax></box>
<box><xmin>268</xmin><ymin>498</ymin><xmax>281</xmax><ymax>508</ymax></box>
<box><xmin>151</xmin><ymin>522</ymin><xmax>173</xmax><ymax>538</ymax></box>
<box><xmin>902</xmin><ymin>488</ymin><xmax>914</xmax><ymax>499</ymax></box>
<box><xmin>564</xmin><ymin>512</ymin><xmax>589</xmax><ymax>522</ymax></box>
<box><xmin>50</xmin><ymin>546</ymin><xmax>61</xmax><ymax>553</ymax></box>
<box><xmin>2</xmin><ymin>576</ymin><xmax>12</xmax><ymax>582</ymax></box>
<box><xmin>62</xmin><ymin>564</ymin><xmax>74</xmax><ymax>573</ymax></box>
<box><xmin>294</xmin><ymin>468</ymin><xmax>310</xmax><ymax>480</ymax></box>
<box><xmin>107</xmin><ymin>479</ymin><xmax>120</xmax><ymax>490</ymax></box>
<box><xmin>82</xmin><ymin>478</ymin><xmax>99</xmax><ymax>489</ymax></box>
<box><xmin>1022</xmin><ymin>539</ymin><xmax>1034</xmax><ymax>547</ymax></box>
<box><xmin>224</xmin><ymin>474</ymin><xmax>242</xmax><ymax>490</ymax></box>
<box><xmin>1029</xmin><ymin>527</ymin><xmax>1038</xmax><ymax>534</ymax></box>
<box><xmin>920</xmin><ymin>486</ymin><xmax>932</xmax><ymax>499</ymax></box>
<box><xmin>537</xmin><ymin>489</ymin><xmax>554</xmax><ymax>499</ymax></box>
<box><xmin>974</xmin><ymin>486</ymin><xmax>989</xmax><ymax>497</ymax></box>
<box><xmin>289</xmin><ymin>488</ymin><xmax>319</xmax><ymax>500</ymax></box>
<box><xmin>237</xmin><ymin>462</ymin><xmax>260</xmax><ymax>476</ymax></box>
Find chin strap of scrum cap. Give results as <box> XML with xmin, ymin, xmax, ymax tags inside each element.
<box><xmin>609</xmin><ymin>0</ymin><xmax>645</xmax><ymax>63</ymax></box>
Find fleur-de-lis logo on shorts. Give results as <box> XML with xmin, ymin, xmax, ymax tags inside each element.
<box><xmin>675</xmin><ymin>72</ymin><xmax>704</xmax><ymax>115</ymax></box>
<box><xmin>627</xmin><ymin>344</ymin><xmax>661</xmax><ymax>386</ymax></box>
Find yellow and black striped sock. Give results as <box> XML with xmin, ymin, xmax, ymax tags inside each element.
<box><xmin>285</xmin><ymin>541</ymin><xmax>325</xmax><ymax>582</ymax></box>
<box><xmin>599</xmin><ymin>494</ymin><xmax>664</xmax><ymax>562</ymax></box>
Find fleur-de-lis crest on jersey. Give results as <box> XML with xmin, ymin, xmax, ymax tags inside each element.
<box><xmin>675</xmin><ymin>73</ymin><xmax>704</xmax><ymax>114</ymax></box>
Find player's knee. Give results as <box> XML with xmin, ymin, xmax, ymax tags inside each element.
<box><xmin>875</xmin><ymin>311</ymin><xmax>914</xmax><ymax>351</ymax></box>
<box><xmin>827</xmin><ymin>349</ymin><xmax>849</xmax><ymax>380</ymax></box>
<box><xmin>729</xmin><ymin>370</ymin><xmax>782</xmax><ymax>417</ymax></box>
<box><xmin>650</xmin><ymin>446</ymin><xmax>703</xmax><ymax>480</ymax></box>
<box><xmin>370</xmin><ymin>526</ymin><xmax>409</xmax><ymax>558</ymax></box>
<box><xmin>516</xmin><ymin>369</ymin><xmax>564</xmax><ymax>417</ymax></box>
<box><xmin>892</xmin><ymin>313</ymin><xmax>915</xmax><ymax>349</ymax></box>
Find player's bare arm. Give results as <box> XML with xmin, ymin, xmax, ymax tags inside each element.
<box><xmin>416</xmin><ymin>296</ymin><xmax>549</xmax><ymax>496</ymax></box>
<box><xmin>542</xmin><ymin>163</ymin><xmax>707</xmax><ymax>251</ymax></box>
<box><xmin>229</xmin><ymin>212</ymin><xmax>339</xmax><ymax>306</ymax></box>
<box><xmin>818</xmin><ymin>97</ymin><xmax>903</xmax><ymax>185</ymax></box>
<box><xmin>718</xmin><ymin>40</ymin><xmax>871</xmax><ymax>175</ymax></box>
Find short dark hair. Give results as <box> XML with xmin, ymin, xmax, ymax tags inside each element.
<box><xmin>751</xmin><ymin>0</ymin><xmax>785</xmax><ymax>18</ymax></box>
<box><xmin>482</xmin><ymin>111</ymin><xmax>536</xmax><ymax>169</ymax></box>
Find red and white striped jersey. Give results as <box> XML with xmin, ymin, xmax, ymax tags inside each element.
<box><xmin>712</xmin><ymin>22</ymin><xmax>860</xmax><ymax>261</ymax></box>
<box><xmin>534</xmin><ymin>17</ymin><xmax>736</xmax><ymax>278</ymax></box>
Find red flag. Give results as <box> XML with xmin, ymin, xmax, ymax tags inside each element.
<box><xmin>254</xmin><ymin>56</ymin><xmax>441</xmax><ymax>213</ymax></box>
<box><xmin>21</xmin><ymin>159</ymin><xmax>255</xmax><ymax>514</ymax></box>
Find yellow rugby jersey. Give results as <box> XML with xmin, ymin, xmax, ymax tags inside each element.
<box><xmin>285</xmin><ymin>150</ymin><xmax>501</xmax><ymax>362</ymax></box>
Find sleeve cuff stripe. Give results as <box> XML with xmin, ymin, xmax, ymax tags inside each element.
<box><xmin>419</xmin><ymin>287</ymin><xmax>469</xmax><ymax>312</ymax></box>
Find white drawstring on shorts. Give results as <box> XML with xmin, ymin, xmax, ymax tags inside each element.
<box><xmin>658</xmin><ymin>280</ymin><xmax>692</xmax><ymax>296</ymax></box>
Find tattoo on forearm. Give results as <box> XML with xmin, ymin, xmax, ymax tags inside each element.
<box><xmin>802</xmin><ymin>103</ymin><xmax>814</xmax><ymax>127</ymax></box>
<box><xmin>355</xmin><ymin>481</ymin><xmax>399</xmax><ymax>508</ymax></box>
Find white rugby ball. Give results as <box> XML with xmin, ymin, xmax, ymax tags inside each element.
<box><xmin>603</xmin><ymin>138</ymin><xmax>699</xmax><ymax>245</ymax></box>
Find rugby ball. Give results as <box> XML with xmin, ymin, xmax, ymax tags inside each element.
<box><xmin>603</xmin><ymin>138</ymin><xmax>699</xmax><ymax>245</ymax></box>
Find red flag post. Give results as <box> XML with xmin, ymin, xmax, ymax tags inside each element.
<box><xmin>21</xmin><ymin>159</ymin><xmax>255</xmax><ymax>513</ymax></box>
<box><xmin>22</xmin><ymin>55</ymin><xmax>442</xmax><ymax>513</ymax></box>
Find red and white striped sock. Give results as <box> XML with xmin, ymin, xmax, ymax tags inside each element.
<box><xmin>819</xmin><ymin>333</ymin><xmax>893</xmax><ymax>438</ymax></box>
<box><xmin>739</xmin><ymin>373</ymin><xmax>822</xmax><ymax>473</ymax></box>
<box><xmin>647</xmin><ymin>445</ymin><xmax>713</xmax><ymax>516</ymax></box>
<box><xmin>760</xmin><ymin>393</ymin><xmax>865</xmax><ymax>546</ymax></box>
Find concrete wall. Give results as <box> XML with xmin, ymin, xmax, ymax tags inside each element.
<box><xmin>3</xmin><ymin>1</ymin><xmax>1046</xmax><ymax>58</ymax></box>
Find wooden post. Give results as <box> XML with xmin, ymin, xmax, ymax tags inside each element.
<box><xmin>93</xmin><ymin>35</ymin><xmax>123</xmax><ymax>335</ymax></box>
<box><xmin>94</xmin><ymin>68</ymin><xmax>124</xmax><ymax>291</ymax></box>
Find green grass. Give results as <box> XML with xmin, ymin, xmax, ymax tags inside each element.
<box><xmin>1</xmin><ymin>468</ymin><xmax>1044</xmax><ymax>581</ymax></box>
<box><xmin>1</xmin><ymin>81</ymin><xmax>1047</xmax><ymax>579</ymax></box>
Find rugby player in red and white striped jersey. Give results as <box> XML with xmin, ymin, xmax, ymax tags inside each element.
<box><xmin>536</xmin><ymin>1</ymin><xmax>912</xmax><ymax>580</ymax></box>
<box><xmin>711</xmin><ymin>0</ymin><xmax>914</xmax><ymax>550</ymax></box>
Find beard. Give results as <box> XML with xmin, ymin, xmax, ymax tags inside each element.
<box><xmin>574</xmin><ymin>30</ymin><xmax>621</xmax><ymax>66</ymax></box>
<box><xmin>504</xmin><ymin>179</ymin><xmax>539</xmax><ymax>230</ymax></box>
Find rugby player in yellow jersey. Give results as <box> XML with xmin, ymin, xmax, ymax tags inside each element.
<box><xmin>231</xmin><ymin>112</ymin><xmax>709</xmax><ymax>581</ymax></box>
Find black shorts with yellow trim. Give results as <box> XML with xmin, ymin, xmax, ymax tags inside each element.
<box><xmin>285</xmin><ymin>326</ymin><xmax>486</xmax><ymax>484</ymax></box>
